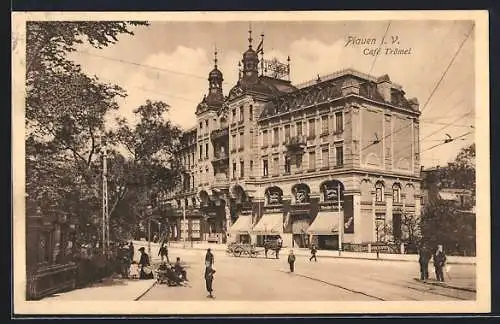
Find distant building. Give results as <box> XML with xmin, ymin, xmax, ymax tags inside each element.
<box><xmin>166</xmin><ymin>30</ymin><xmax>422</xmax><ymax>249</ymax></box>
<box><xmin>421</xmin><ymin>167</ymin><xmax>476</xmax><ymax>213</ymax></box>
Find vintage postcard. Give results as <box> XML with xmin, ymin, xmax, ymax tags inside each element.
<box><xmin>12</xmin><ymin>11</ymin><xmax>490</xmax><ymax>315</ymax></box>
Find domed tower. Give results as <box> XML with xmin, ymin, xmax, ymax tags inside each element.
<box><xmin>240</xmin><ymin>26</ymin><xmax>259</xmax><ymax>86</ymax></box>
<box><xmin>205</xmin><ymin>47</ymin><xmax>224</xmax><ymax>107</ymax></box>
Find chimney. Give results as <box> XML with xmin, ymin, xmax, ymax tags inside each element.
<box><xmin>341</xmin><ymin>78</ymin><xmax>360</xmax><ymax>96</ymax></box>
<box><xmin>376</xmin><ymin>74</ymin><xmax>392</xmax><ymax>102</ymax></box>
<box><xmin>408</xmin><ymin>97</ymin><xmax>420</xmax><ymax>111</ymax></box>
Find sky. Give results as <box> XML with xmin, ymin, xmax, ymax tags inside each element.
<box><xmin>68</xmin><ymin>19</ymin><xmax>476</xmax><ymax>168</ymax></box>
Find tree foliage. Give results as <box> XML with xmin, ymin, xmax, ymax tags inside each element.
<box><xmin>102</xmin><ymin>100</ymin><xmax>184</xmax><ymax>239</ymax></box>
<box><xmin>420</xmin><ymin>200</ymin><xmax>475</xmax><ymax>256</ymax></box>
<box><xmin>419</xmin><ymin>143</ymin><xmax>476</xmax><ymax>256</ymax></box>
<box><xmin>426</xmin><ymin>143</ymin><xmax>476</xmax><ymax>192</ymax></box>
<box><xmin>25</xmin><ymin>21</ymin><xmax>184</xmax><ymax>245</ymax></box>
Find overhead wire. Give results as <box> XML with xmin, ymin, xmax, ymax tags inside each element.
<box><xmin>359</xmin><ymin>22</ymin><xmax>475</xmax><ymax>153</ymax></box>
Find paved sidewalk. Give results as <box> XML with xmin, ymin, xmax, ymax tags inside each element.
<box><xmin>46</xmin><ymin>277</ymin><xmax>156</xmax><ymax>301</ymax></box>
<box><xmin>133</xmin><ymin>240</ymin><xmax>475</xmax><ymax>265</ymax></box>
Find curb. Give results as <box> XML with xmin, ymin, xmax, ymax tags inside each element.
<box><xmin>419</xmin><ymin>279</ymin><xmax>476</xmax><ymax>293</ymax></box>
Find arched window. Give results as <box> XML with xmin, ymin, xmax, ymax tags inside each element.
<box><xmin>392</xmin><ymin>183</ymin><xmax>401</xmax><ymax>203</ymax></box>
<box><xmin>375</xmin><ymin>181</ymin><xmax>384</xmax><ymax>202</ymax></box>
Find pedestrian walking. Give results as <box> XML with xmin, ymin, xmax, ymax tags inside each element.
<box><xmin>418</xmin><ymin>244</ymin><xmax>431</xmax><ymax>280</ymax></box>
<box><xmin>288</xmin><ymin>250</ymin><xmax>296</xmax><ymax>273</ymax></box>
<box><xmin>138</xmin><ymin>247</ymin><xmax>154</xmax><ymax>280</ymax></box>
<box><xmin>309</xmin><ymin>244</ymin><xmax>317</xmax><ymax>262</ymax></box>
<box><xmin>433</xmin><ymin>244</ymin><xmax>447</xmax><ymax>282</ymax></box>
<box><xmin>204</xmin><ymin>264</ymin><xmax>216</xmax><ymax>298</ymax></box>
<box><xmin>205</xmin><ymin>248</ymin><xmax>214</xmax><ymax>267</ymax></box>
<box><xmin>159</xmin><ymin>242</ymin><xmax>170</xmax><ymax>263</ymax></box>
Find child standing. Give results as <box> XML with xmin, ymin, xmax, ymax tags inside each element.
<box><xmin>288</xmin><ymin>250</ymin><xmax>296</xmax><ymax>273</ymax></box>
<box><xmin>129</xmin><ymin>261</ymin><xmax>139</xmax><ymax>279</ymax></box>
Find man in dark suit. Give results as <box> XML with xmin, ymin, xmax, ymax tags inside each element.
<box><xmin>418</xmin><ymin>244</ymin><xmax>431</xmax><ymax>280</ymax></box>
<box><xmin>433</xmin><ymin>244</ymin><xmax>447</xmax><ymax>282</ymax></box>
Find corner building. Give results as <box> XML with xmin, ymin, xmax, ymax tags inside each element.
<box><xmin>167</xmin><ymin>33</ymin><xmax>422</xmax><ymax>250</ymax></box>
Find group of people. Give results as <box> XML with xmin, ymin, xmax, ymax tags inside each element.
<box><xmin>286</xmin><ymin>243</ymin><xmax>449</xmax><ymax>283</ymax></box>
<box><xmin>418</xmin><ymin>244</ymin><xmax>448</xmax><ymax>282</ymax></box>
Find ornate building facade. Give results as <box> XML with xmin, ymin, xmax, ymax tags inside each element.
<box><xmin>166</xmin><ymin>31</ymin><xmax>422</xmax><ymax>249</ymax></box>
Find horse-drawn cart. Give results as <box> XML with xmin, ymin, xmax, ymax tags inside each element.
<box><xmin>226</xmin><ymin>242</ymin><xmax>261</xmax><ymax>258</ymax></box>
<box><xmin>226</xmin><ymin>240</ymin><xmax>284</xmax><ymax>259</ymax></box>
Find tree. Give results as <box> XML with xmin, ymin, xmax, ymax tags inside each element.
<box><xmin>25</xmin><ymin>21</ymin><xmax>149</xmax><ymax>242</ymax></box>
<box><xmin>420</xmin><ymin>200</ymin><xmax>475</xmax><ymax>256</ymax></box>
<box><xmin>105</xmin><ymin>100</ymin><xmax>184</xmax><ymax>240</ymax></box>
<box><xmin>428</xmin><ymin>143</ymin><xmax>475</xmax><ymax>192</ymax></box>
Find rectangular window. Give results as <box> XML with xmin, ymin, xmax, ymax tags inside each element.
<box><xmin>240</xmin><ymin>161</ymin><xmax>244</xmax><ymax>178</ymax></box>
<box><xmin>240</xmin><ymin>106</ymin><xmax>244</xmax><ymax>122</ymax></box>
<box><xmin>262</xmin><ymin>130</ymin><xmax>268</xmax><ymax>147</ymax></box>
<box><xmin>205</xmin><ymin>119</ymin><xmax>209</xmax><ymax>129</ymax></box>
<box><xmin>205</xmin><ymin>143</ymin><xmax>209</xmax><ymax>158</ymax></box>
<box><xmin>232</xmin><ymin>134</ymin><xmax>237</xmax><ymax>150</ymax></box>
<box><xmin>284</xmin><ymin>155</ymin><xmax>291</xmax><ymax>173</ymax></box>
<box><xmin>199</xmin><ymin>122</ymin><xmax>203</xmax><ymax>130</ymax></box>
<box><xmin>273</xmin><ymin>157</ymin><xmax>279</xmax><ymax>175</ymax></box>
<box><xmin>199</xmin><ymin>145</ymin><xmax>203</xmax><ymax>160</ymax></box>
<box><xmin>232</xmin><ymin>162</ymin><xmax>237</xmax><ymax>179</ymax></box>
<box><xmin>263</xmin><ymin>159</ymin><xmax>269</xmax><ymax>176</ymax></box>
<box><xmin>308</xmin><ymin>119</ymin><xmax>316</xmax><ymax>138</ymax></box>
<box><xmin>335</xmin><ymin>145</ymin><xmax>343</xmax><ymax>167</ymax></box>
<box><xmin>335</xmin><ymin>111</ymin><xmax>343</xmax><ymax>133</ymax></box>
<box><xmin>232</xmin><ymin>109</ymin><xmax>236</xmax><ymax>122</ymax></box>
<box><xmin>273</xmin><ymin>127</ymin><xmax>279</xmax><ymax>146</ymax></box>
<box><xmin>296</xmin><ymin>122</ymin><xmax>303</xmax><ymax>136</ymax></box>
<box><xmin>322</xmin><ymin>148</ymin><xmax>329</xmax><ymax>168</ymax></box>
<box><xmin>250</xmin><ymin>160</ymin><xmax>254</xmax><ymax>173</ymax></box>
<box><xmin>249</xmin><ymin>105</ymin><xmax>253</xmax><ymax>121</ymax></box>
<box><xmin>239</xmin><ymin>132</ymin><xmax>244</xmax><ymax>149</ymax></box>
<box><xmin>321</xmin><ymin>115</ymin><xmax>329</xmax><ymax>134</ymax></box>
<box><xmin>284</xmin><ymin>124</ymin><xmax>291</xmax><ymax>141</ymax></box>
<box><xmin>309</xmin><ymin>151</ymin><xmax>316</xmax><ymax>170</ymax></box>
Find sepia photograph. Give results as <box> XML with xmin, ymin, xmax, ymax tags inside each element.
<box><xmin>12</xmin><ymin>10</ymin><xmax>490</xmax><ymax>315</ymax></box>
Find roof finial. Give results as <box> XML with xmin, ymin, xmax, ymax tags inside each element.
<box><xmin>214</xmin><ymin>43</ymin><xmax>218</xmax><ymax>68</ymax></box>
<box><xmin>248</xmin><ymin>22</ymin><xmax>253</xmax><ymax>48</ymax></box>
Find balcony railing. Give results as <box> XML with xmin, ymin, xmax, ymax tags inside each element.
<box><xmin>285</xmin><ymin>135</ymin><xmax>307</xmax><ymax>150</ymax></box>
<box><xmin>210</xmin><ymin>127</ymin><xmax>229</xmax><ymax>141</ymax></box>
<box><xmin>212</xmin><ymin>153</ymin><xmax>229</xmax><ymax>163</ymax></box>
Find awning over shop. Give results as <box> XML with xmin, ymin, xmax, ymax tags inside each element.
<box><xmin>252</xmin><ymin>213</ymin><xmax>283</xmax><ymax>235</ymax></box>
<box><xmin>307</xmin><ymin>211</ymin><xmax>341</xmax><ymax>235</ymax></box>
<box><xmin>439</xmin><ymin>192</ymin><xmax>459</xmax><ymax>201</ymax></box>
<box><xmin>229</xmin><ymin>215</ymin><xmax>253</xmax><ymax>234</ymax></box>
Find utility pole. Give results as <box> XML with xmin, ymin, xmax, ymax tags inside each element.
<box><xmin>338</xmin><ymin>183</ymin><xmax>343</xmax><ymax>256</ymax></box>
<box><xmin>183</xmin><ymin>204</ymin><xmax>187</xmax><ymax>248</ymax></box>
<box><xmin>147</xmin><ymin>205</ymin><xmax>152</xmax><ymax>256</ymax></box>
<box><xmin>102</xmin><ymin>141</ymin><xmax>109</xmax><ymax>255</ymax></box>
